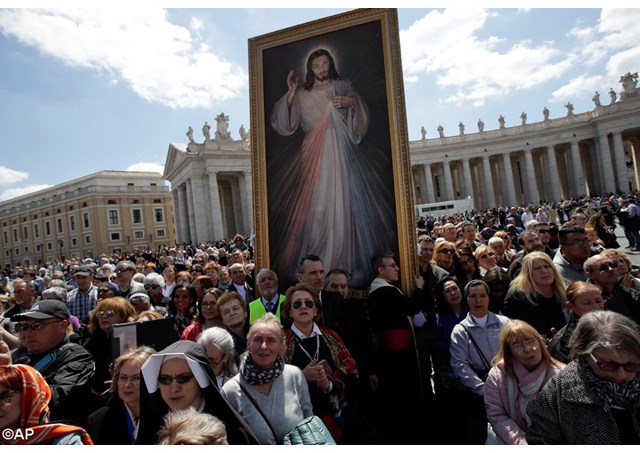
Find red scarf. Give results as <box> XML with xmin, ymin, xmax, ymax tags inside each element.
<box><xmin>0</xmin><ymin>364</ymin><xmax>94</xmax><ymax>445</ymax></box>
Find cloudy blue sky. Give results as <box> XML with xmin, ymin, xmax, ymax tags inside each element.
<box><xmin>1</xmin><ymin>6</ymin><xmax>638</xmax><ymax>201</ymax></box>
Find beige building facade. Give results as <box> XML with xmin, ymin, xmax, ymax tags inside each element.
<box><xmin>0</xmin><ymin>171</ymin><xmax>176</xmax><ymax>268</ymax></box>
<box><xmin>166</xmin><ymin>73</ymin><xmax>640</xmax><ymax>243</ymax></box>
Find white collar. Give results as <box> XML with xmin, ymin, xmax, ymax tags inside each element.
<box><xmin>291</xmin><ymin>322</ymin><xmax>322</xmax><ymax>339</ymax></box>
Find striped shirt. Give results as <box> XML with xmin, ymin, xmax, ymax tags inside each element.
<box><xmin>66</xmin><ymin>285</ymin><xmax>98</xmax><ymax>323</ymax></box>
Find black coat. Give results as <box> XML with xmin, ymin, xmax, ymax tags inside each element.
<box><xmin>87</xmin><ymin>394</ymin><xmax>135</xmax><ymax>445</ymax></box>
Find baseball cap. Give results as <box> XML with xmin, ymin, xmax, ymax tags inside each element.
<box><xmin>74</xmin><ymin>265</ymin><xmax>93</xmax><ymax>277</ymax></box>
<box><xmin>11</xmin><ymin>300</ymin><xmax>70</xmax><ymax>321</ymax></box>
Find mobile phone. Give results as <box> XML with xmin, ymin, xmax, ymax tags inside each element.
<box><xmin>318</xmin><ymin>359</ymin><xmax>331</xmax><ymax>374</ymax></box>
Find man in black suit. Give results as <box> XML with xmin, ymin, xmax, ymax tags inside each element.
<box><xmin>228</xmin><ymin>262</ymin><xmax>254</xmax><ymax>308</ymax></box>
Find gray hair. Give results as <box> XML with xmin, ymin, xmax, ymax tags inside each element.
<box><xmin>487</xmin><ymin>236</ymin><xmax>504</xmax><ymax>247</ymax></box>
<box><xmin>42</xmin><ymin>286</ymin><xmax>68</xmax><ymax>301</ymax></box>
<box><xmin>570</xmin><ymin>310</ymin><xmax>640</xmax><ymax>361</ymax></box>
<box><xmin>255</xmin><ymin>268</ymin><xmax>278</xmax><ymax>286</ymax></box>
<box><xmin>143</xmin><ymin>272</ymin><xmax>165</xmax><ymax>286</ymax></box>
<box><xmin>157</xmin><ymin>407</ymin><xmax>228</xmax><ymax>445</ymax></box>
<box><xmin>197</xmin><ymin>326</ymin><xmax>238</xmax><ymax>378</ymax></box>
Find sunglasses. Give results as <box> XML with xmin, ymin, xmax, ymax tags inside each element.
<box><xmin>158</xmin><ymin>373</ymin><xmax>195</xmax><ymax>386</ymax></box>
<box><xmin>144</xmin><ymin>284</ymin><xmax>160</xmax><ymax>290</ymax></box>
<box><xmin>115</xmin><ymin>268</ymin><xmax>132</xmax><ymax>273</ymax></box>
<box><xmin>589</xmin><ymin>353</ymin><xmax>640</xmax><ymax>373</ymax></box>
<box><xmin>96</xmin><ymin>310</ymin><xmax>116</xmax><ymax>319</ymax></box>
<box><xmin>292</xmin><ymin>299</ymin><xmax>315</xmax><ymax>309</ymax></box>
<box><xmin>596</xmin><ymin>262</ymin><xmax>618</xmax><ymax>272</ymax></box>
<box><xmin>0</xmin><ymin>389</ymin><xmax>14</xmax><ymax>405</ymax></box>
<box><xmin>479</xmin><ymin>252</ymin><xmax>495</xmax><ymax>259</ymax></box>
<box><xmin>438</xmin><ymin>248</ymin><xmax>456</xmax><ymax>255</ymax></box>
<box><xmin>14</xmin><ymin>320</ymin><xmax>61</xmax><ymax>332</ymax></box>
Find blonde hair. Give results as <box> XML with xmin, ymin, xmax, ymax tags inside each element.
<box><xmin>510</xmin><ymin>251</ymin><xmax>566</xmax><ymax>305</ymax></box>
<box><xmin>493</xmin><ymin>319</ymin><xmax>563</xmax><ymax>376</ymax></box>
<box><xmin>87</xmin><ymin>297</ymin><xmax>136</xmax><ymax>334</ymax></box>
<box><xmin>156</xmin><ymin>407</ymin><xmax>228</xmax><ymax>445</ymax></box>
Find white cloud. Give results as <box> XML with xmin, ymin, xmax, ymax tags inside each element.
<box><xmin>400</xmin><ymin>9</ymin><xmax>572</xmax><ymax>107</ymax></box>
<box><xmin>126</xmin><ymin>162</ymin><xmax>165</xmax><ymax>174</ymax></box>
<box><xmin>0</xmin><ymin>166</ymin><xmax>28</xmax><ymax>185</ymax></box>
<box><xmin>551</xmin><ymin>74</ymin><xmax>604</xmax><ymax>103</ymax></box>
<box><xmin>0</xmin><ymin>184</ymin><xmax>52</xmax><ymax>202</ymax></box>
<box><xmin>0</xmin><ymin>9</ymin><xmax>246</xmax><ymax>109</ymax></box>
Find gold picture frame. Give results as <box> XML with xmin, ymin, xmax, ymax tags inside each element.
<box><xmin>249</xmin><ymin>8</ymin><xmax>415</xmax><ymax>294</ymax></box>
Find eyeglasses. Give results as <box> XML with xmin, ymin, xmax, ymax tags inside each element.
<box><xmin>438</xmin><ymin>248</ymin><xmax>456</xmax><ymax>255</ymax></box>
<box><xmin>588</xmin><ymin>353</ymin><xmax>640</xmax><ymax>373</ymax></box>
<box><xmin>14</xmin><ymin>320</ymin><xmax>61</xmax><ymax>332</ymax></box>
<box><xmin>158</xmin><ymin>373</ymin><xmax>195</xmax><ymax>386</ymax></box>
<box><xmin>200</xmin><ymin>301</ymin><xmax>216</xmax><ymax>308</ymax></box>
<box><xmin>292</xmin><ymin>299</ymin><xmax>315</xmax><ymax>309</ymax></box>
<box><xmin>596</xmin><ymin>261</ymin><xmax>618</xmax><ymax>272</ymax></box>
<box><xmin>96</xmin><ymin>310</ymin><xmax>116</xmax><ymax>319</ymax></box>
<box><xmin>479</xmin><ymin>252</ymin><xmax>495</xmax><ymax>259</ymax></box>
<box><xmin>0</xmin><ymin>389</ymin><xmax>15</xmax><ymax>405</ymax></box>
<box><xmin>115</xmin><ymin>268</ymin><xmax>132</xmax><ymax>273</ymax></box>
<box><xmin>117</xmin><ymin>374</ymin><xmax>141</xmax><ymax>385</ymax></box>
<box><xmin>566</xmin><ymin>238</ymin><xmax>592</xmax><ymax>246</ymax></box>
<box><xmin>510</xmin><ymin>339</ymin><xmax>539</xmax><ymax>353</ymax></box>
<box><xmin>144</xmin><ymin>284</ymin><xmax>160</xmax><ymax>290</ymax></box>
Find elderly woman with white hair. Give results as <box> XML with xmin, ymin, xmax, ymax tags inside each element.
<box><xmin>197</xmin><ymin>326</ymin><xmax>238</xmax><ymax>388</ymax></box>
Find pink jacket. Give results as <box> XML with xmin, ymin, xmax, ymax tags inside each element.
<box><xmin>485</xmin><ymin>359</ymin><xmax>563</xmax><ymax>445</ymax></box>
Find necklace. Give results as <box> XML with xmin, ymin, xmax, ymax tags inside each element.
<box><xmin>295</xmin><ymin>334</ymin><xmax>320</xmax><ymax>363</ymax></box>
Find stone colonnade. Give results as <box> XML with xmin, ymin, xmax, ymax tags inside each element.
<box><xmin>411</xmin><ymin>98</ymin><xmax>640</xmax><ymax>209</ymax></box>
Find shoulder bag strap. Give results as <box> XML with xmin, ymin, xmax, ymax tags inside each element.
<box><xmin>461</xmin><ymin>324</ymin><xmax>492</xmax><ymax>370</ymax></box>
<box><xmin>238</xmin><ymin>380</ymin><xmax>279</xmax><ymax>442</ymax></box>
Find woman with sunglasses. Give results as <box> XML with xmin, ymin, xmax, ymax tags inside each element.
<box><xmin>82</xmin><ymin>297</ymin><xmax>136</xmax><ymax>406</ymax></box>
<box><xmin>281</xmin><ymin>283</ymin><xmax>358</xmax><ymax>443</ymax></box>
<box><xmin>137</xmin><ymin>340</ymin><xmax>257</xmax><ymax>445</ymax></box>
<box><xmin>527</xmin><ymin>310</ymin><xmax>640</xmax><ymax>444</ymax></box>
<box><xmin>0</xmin><ymin>364</ymin><xmax>93</xmax><ymax>444</ymax></box>
<box><xmin>474</xmin><ymin>244</ymin><xmax>504</xmax><ymax>277</ymax></box>
<box><xmin>87</xmin><ymin>346</ymin><xmax>156</xmax><ymax>444</ymax></box>
<box><xmin>503</xmin><ymin>251</ymin><xmax>567</xmax><ymax>340</ymax></box>
<box><xmin>432</xmin><ymin>240</ymin><xmax>457</xmax><ymax>274</ymax></box>
<box><xmin>181</xmin><ymin>287</ymin><xmax>224</xmax><ymax>342</ymax></box>
<box><xmin>221</xmin><ymin>313</ymin><xmax>313</xmax><ymax>444</ymax></box>
<box><xmin>167</xmin><ymin>283</ymin><xmax>199</xmax><ymax>338</ymax></box>
<box><xmin>484</xmin><ymin>320</ymin><xmax>564</xmax><ymax>444</ymax></box>
<box><xmin>454</xmin><ymin>250</ymin><xmax>482</xmax><ymax>286</ymax></box>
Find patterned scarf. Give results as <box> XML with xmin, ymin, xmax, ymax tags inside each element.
<box><xmin>240</xmin><ymin>354</ymin><xmax>285</xmax><ymax>385</ymax></box>
<box><xmin>579</xmin><ymin>360</ymin><xmax>640</xmax><ymax>412</ymax></box>
<box><xmin>0</xmin><ymin>364</ymin><xmax>93</xmax><ymax>445</ymax></box>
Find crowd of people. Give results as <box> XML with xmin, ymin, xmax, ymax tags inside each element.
<box><xmin>1</xmin><ymin>195</ymin><xmax>640</xmax><ymax>445</ymax></box>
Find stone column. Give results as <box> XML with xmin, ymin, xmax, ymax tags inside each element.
<box><xmin>177</xmin><ymin>184</ymin><xmax>191</xmax><ymax>244</ymax></box>
<box><xmin>189</xmin><ymin>174</ymin><xmax>208</xmax><ymax>243</ymax></box>
<box><xmin>500</xmin><ymin>153</ymin><xmax>516</xmax><ymax>207</ymax></box>
<box><xmin>612</xmin><ymin>131</ymin><xmax>629</xmax><ymax>192</ymax></box>
<box><xmin>482</xmin><ymin>155</ymin><xmax>496</xmax><ymax>208</ymax></box>
<box><xmin>423</xmin><ymin>163</ymin><xmax>436</xmax><ymax>203</ymax></box>
<box><xmin>523</xmin><ymin>149</ymin><xmax>538</xmax><ymax>203</ymax></box>
<box><xmin>173</xmin><ymin>188</ymin><xmax>183</xmax><ymax>244</ymax></box>
<box><xmin>462</xmin><ymin>158</ymin><xmax>475</xmax><ymax>201</ymax></box>
<box><xmin>186</xmin><ymin>179</ymin><xmax>197</xmax><ymax>243</ymax></box>
<box><xmin>207</xmin><ymin>171</ymin><xmax>224</xmax><ymax>241</ymax></box>
<box><xmin>569</xmin><ymin>141</ymin><xmax>585</xmax><ymax>197</ymax></box>
<box><xmin>443</xmin><ymin>160</ymin><xmax>454</xmax><ymax>200</ymax></box>
<box><xmin>241</xmin><ymin>171</ymin><xmax>253</xmax><ymax>233</ymax></box>
<box><xmin>598</xmin><ymin>134</ymin><xmax>616</xmax><ymax>194</ymax></box>
<box><xmin>545</xmin><ymin>146</ymin><xmax>561</xmax><ymax>202</ymax></box>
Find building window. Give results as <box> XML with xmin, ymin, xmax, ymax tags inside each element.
<box><xmin>132</xmin><ymin>209</ymin><xmax>142</xmax><ymax>224</ymax></box>
<box><xmin>24</xmin><ymin>246</ymin><xmax>29</xmax><ymax>252</ymax></box>
<box><xmin>85</xmin><ymin>235</ymin><xmax>91</xmax><ymax>244</ymax></box>
<box><xmin>47</xmin><ymin>242</ymin><xmax>52</xmax><ymax>250</ymax></box>
<box><xmin>3</xmin><ymin>231</ymin><xmax>7</xmax><ymax>243</ymax></box>
<box><xmin>15</xmin><ymin>248</ymin><xmax>19</xmax><ymax>255</ymax></box>
<box><xmin>83</xmin><ymin>213</ymin><xmax>90</xmax><ymax>228</ymax></box>
<box><xmin>108</xmin><ymin>210</ymin><xmax>119</xmax><ymax>225</ymax></box>
<box><xmin>70</xmin><ymin>215</ymin><xmax>76</xmax><ymax>231</ymax></box>
<box><xmin>107</xmin><ymin>200</ymin><xmax>117</xmax><ymax>205</ymax></box>
<box><xmin>110</xmin><ymin>232</ymin><xmax>121</xmax><ymax>241</ymax></box>
<box><xmin>156</xmin><ymin>229</ymin><xmax>166</xmax><ymax>238</ymax></box>
<box><xmin>13</xmin><ymin>229</ymin><xmax>18</xmax><ymax>242</ymax></box>
<box><xmin>127</xmin><ymin>183</ymin><xmax>134</xmax><ymax>187</ymax></box>
<box><xmin>34</xmin><ymin>224</ymin><xmax>39</xmax><ymax>238</ymax></box>
<box><xmin>132</xmin><ymin>199</ymin><xmax>140</xmax><ymax>204</ymax></box>
<box><xmin>22</xmin><ymin>226</ymin><xmax>28</xmax><ymax>241</ymax></box>
<box><xmin>72</xmin><ymin>238</ymin><xmax>77</xmax><ymax>246</ymax></box>
<box><xmin>153</xmin><ymin>199</ymin><xmax>161</xmax><ymax>203</ymax></box>
<box><xmin>45</xmin><ymin>221</ymin><xmax>51</xmax><ymax>236</ymax></box>
<box><xmin>36</xmin><ymin>245</ymin><xmax>41</xmax><ymax>252</ymax></box>
<box><xmin>134</xmin><ymin>230</ymin><xmax>144</xmax><ymax>239</ymax></box>
<box><xmin>154</xmin><ymin>208</ymin><xmax>164</xmax><ymax>223</ymax></box>
<box><xmin>57</xmin><ymin>218</ymin><xmax>63</xmax><ymax>234</ymax></box>
<box><xmin>4</xmin><ymin>250</ymin><xmax>8</xmax><ymax>258</ymax></box>
<box><xmin>82</xmin><ymin>202</ymin><xmax>88</xmax><ymax>207</ymax></box>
